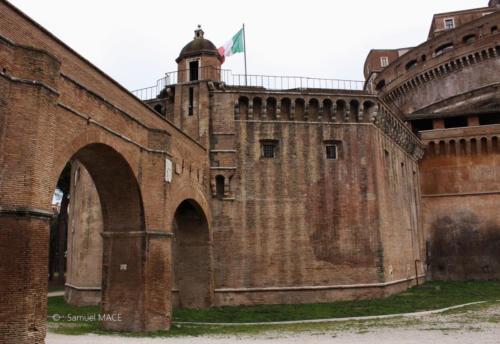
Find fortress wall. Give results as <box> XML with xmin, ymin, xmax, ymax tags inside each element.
<box><xmin>420</xmin><ymin>136</ymin><xmax>500</xmax><ymax>280</ymax></box>
<box><xmin>213</xmin><ymin>121</ymin><xmax>383</xmax><ymax>305</ymax></box>
<box><xmin>374</xmin><ymin>132</ymin><xmax>425</xmax><ymax>286</ymax></box>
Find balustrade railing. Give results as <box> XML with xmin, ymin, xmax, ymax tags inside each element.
<box><xmin>131</xmin><ymin>67</ymin><xmax>364</xmax><ymax>100</ymax></box>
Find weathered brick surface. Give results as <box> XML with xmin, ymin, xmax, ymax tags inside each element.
<box><xmin>65</xmin><ymin>160</ymin><xmax>103</xmax><ymax>306</ymax></box>
<box><xmin>420</xmin><ymin>132</ymin><xmax>500</xmax><ymax>280</ymax></box>
<box><xmin>5</xmin><ymin>0</ymin><xmax>498</xmax><ymax>342</ymax></box>
<box><xmin>371</xmin><ymin>5</ymin><xmax>500</xmax><ymax>282</ymax></box>
<box><xmin>205</xmin><ymin>88</ymin><xmax>423</xmax><ymax>305</ymax></box>
<box><xmin>0</xmin><ymin>1</ymin><xmax>210</xmax><ymax>342</ymax></box>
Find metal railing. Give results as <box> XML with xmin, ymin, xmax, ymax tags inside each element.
<box><xmin>131</xmin><ymin>66</ymin><xmax>364</xmax><ymax>101</ymax></box>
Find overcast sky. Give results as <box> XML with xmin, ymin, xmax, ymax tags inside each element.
<box><xmin>9</xmin><ymin>0</ymin><xmax>487</xmax><ymax>90</ymax></box>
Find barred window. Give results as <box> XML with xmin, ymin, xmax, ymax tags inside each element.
<box><xmin>324</xmin><ymin>140</ymin><xmax>341</xmax><ymax>160</ymax></box>
<box><xmin>261</xmin><ymin>140</ymin><xmax>278</xmax><ymax>159</ymax></box>
<box><xmin>262</xmin><ymin>144</ymin><xmax>276</xmax><ymax>158</ymax></box>
<box><xmin>326</xmin><ymin>144</ymin><xmax>338</xmax><ymax>160</ymax></box>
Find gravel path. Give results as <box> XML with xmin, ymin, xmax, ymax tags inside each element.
<box><xmin>46</xmin><ymin>302</ymin><xmax>500</xmax><ymax>344</ymax></box>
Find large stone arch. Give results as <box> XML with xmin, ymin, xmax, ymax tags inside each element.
<box><xmin>171</xmin><ymin>195</ymin><xmax>213</xmax><ymax>309</ymax></box>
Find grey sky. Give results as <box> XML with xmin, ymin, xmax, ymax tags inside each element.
<box><xmin>9</xmin><ymin>0</ymin><xmax>488</xmax><ymax>90</ymax></box>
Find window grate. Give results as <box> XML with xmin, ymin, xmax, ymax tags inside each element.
<box><xmin>326</xmin><ymin>145</ymin><xmax>338</xmax><ymax>160</ymax></box>
<box><xmin>262</xmin><ymin>144</ymin><xmax>276</xmax><ymax>158</ymax></box>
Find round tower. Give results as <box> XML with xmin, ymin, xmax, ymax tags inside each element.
<box><xmin>176</xmin><ymin>26</ymin><xmax>222</xmax><ymax>82</ymax></box>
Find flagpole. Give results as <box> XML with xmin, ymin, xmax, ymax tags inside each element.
<box><xmin>243</xmin><ymin>23</ymin><xmax>248</xmax><ymax>86</ymax></box>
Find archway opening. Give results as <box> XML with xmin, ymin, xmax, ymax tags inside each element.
<box><xmin>49</xmin><ymin>143</ymin><xmax>146</xmax><ymax>331</ymax></box>
<box><xmin>172</xmin><ymin>199</ymin><xmax>212</xmax><ymax>309</ymax></box>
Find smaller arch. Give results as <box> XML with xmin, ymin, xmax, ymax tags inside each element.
<box><xmin>405</xmin><ymin>59</ymin><xmax>418</xmax><ymax>70</ymax></box>
<box><xmin>438</xmin><ymin>140</ymin><xmax>446</xmax><ymax>155</ymax></box>
<box><xmin>474</xmin><ymin>52</ymin><xmax>481</xmax><ymax>62</ymax></box>
<box><xmin>492</xmin><ymin>26</ymin><xmax>498</xmax><ymax>34</ymax></box>
<box><xmin>295</xmin><ymin>98</ymin><xmax>305</xmax><ymax>121</ymax></box>
<box><xmin>349</xmin><ymin>99</ymin><xmax>360</xmax><ymax>122</ymax></box>
<box><xmin>449</xmin><ymin>140</ymin><xmax>457</xmax><ymax>155</ymax></box>
<box><xmin>172</xmin><ymin>199</ymin><xmax>212</xmax><ymax>309</ymax></box>
<box><xmin>266</xmin><ymin>97</ymin><xmax>277</xmax><ymax>120</ymax></box>
<box><xmin>363</xmin><ymin>100</ymin><xmax>376</xmax><ymax>122</ymax></box>
<box><xmin>470</xmin><ymin>138</ymin><xmax>478</xmax><ymax>155</ymax></box>
<box><xmin>462</xmin><ymin>33</ymin><xmax>476</xmax><ymax>44</ymax></box>
<box><xmin>323</xmin><ymin>99</ymin><xmax>333</xmax><ymax>122</ymax></box>
<box><xmin>492</xmin><ymin>136</ymin><xmax>499</xmax><ymax>153</ymax></box>
<box><xmin>428</xmin><ymin>141</ymin><xmax>436</xmax><ymax>156</ymax></box>
<box><xmin>459</xmin><ymin>139</ymin><xmax>467</xmax><ymax>155</ymax></box>
<box><xmin>336</xmin><ymin>99</ymin><xmax>347</xmax><ymax>122</ymax></box>
<box><xmin>480</xmin><ymin>137</ymin><xmax>488</xmax><ymax>154</ymax></box>
<box><xmin>375</xmin><ymin>79</ymin><xmax>385</xmax><ymax>91</ymax></box>
<box><xmin>488</xmin><ymin>47</ymin><xmax>496</xmax><ymax>58</ymax></box>
<box><xmin>308</xmin><ymin>98</ymin><xmax>319</xmax><ymax>122</ymax></box>
<box><xmin>238</xmin><ymin>96</ymin><xmax>249</xmax><ymax>119</ymax></box>
<box><xmin>253</xmin><ymin>97</ymin><xmax>262</xmax><ymax>119</ymax></box>
<box><xmin>481</xmin><ymin>50</ymin><xmax>488</xmax><ymax>60</ymax></box>
<box><xmin>434</xmin><ymin>42</ymin><xmax>454</xmax><ymax>56</ymax></box>
<box><xmin>281</xmin><ymin>98</ymin><xmax>292</xmax><ymax>120</ymax></box>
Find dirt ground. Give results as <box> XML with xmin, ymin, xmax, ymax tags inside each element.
<box><xmin>47</xmin><ymin>302</ymin><xmax>500</xmax><ymax>344</ymax></box>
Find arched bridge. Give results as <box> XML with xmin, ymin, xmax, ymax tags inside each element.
<box><xmin>0</xmin><ymin>1</ymin><xmax>211</xmax><ymax>343</ymax></box>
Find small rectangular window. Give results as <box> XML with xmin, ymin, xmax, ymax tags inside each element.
<box><xmin>324</xmin><ymin>140</ymin><xmax>341</xmax><ymax>160</ymax></box>
<box><xmin>380</xmin><ymin>56</ymin><xmax>389</xmax><ymax>68</ymax></box>
<box><xmin>325</xmin><ymin>144</ymin><xmax>338</xmax><ymax>160</ymax></box>
<box><xmin>444</xmin><ymin>18</ymin><xmax>455</xmax><ymax>30</ymax></box>
<box><xmin>261</xmin><ymin>140</ymin><xmax>278</xmax><ymax>158</ymax></box>
<box><xmin>188</xmin><ymin>87</ymin><xmax>194</xmax><ymax>116</ymax></box>
<box><xmin>189</xmin><ymin>60</ymin><xmax>199</xmax><ymax>81</ymax></box>
<box><xmin>262</xmin><ymin>144</ymin><xmax>275</xmax><ymax>158</ymax></box>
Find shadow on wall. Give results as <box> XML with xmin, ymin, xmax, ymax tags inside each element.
<box><xmin>430</xmin><ymin>210</ymin><xmax>500</xmax><ymax>280</ymax></box>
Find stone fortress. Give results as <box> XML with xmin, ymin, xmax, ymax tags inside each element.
<box><xmin>0</xmin><ymin>0</ymin><xmax>498</xmax><ymax>343</ymax></box>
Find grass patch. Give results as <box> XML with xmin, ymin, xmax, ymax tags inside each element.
<box><xmin>173</xmin><ymin>280</ymin><xmax>500</xmax><ymax>323</ymax></box>
<box><xmin>47</xmin><ymin>280</ymin><xmax>500</xmax><ymax>336</ymax></box>
<box><xmin>48</xmin><ymin>284</ymin><xmax>65</xmax><ymax>293</ymax></box>
<box><xmin>48</xmin><ymin>296</ymin><xmax>99</xmax><ymax>322</ymax></box>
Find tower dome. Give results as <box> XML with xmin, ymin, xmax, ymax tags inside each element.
<box><xmin>176</xmin><ymin>26</ymin><xmax>223</xmax><ymax>63</ymax></box>
<box><xmin>176</xmin><ymin>26</ymin><xmax>222</xmax><ymax>82</ymax></box>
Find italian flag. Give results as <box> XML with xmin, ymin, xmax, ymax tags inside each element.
<box><xmin>218</xmin><ymin>28</ymin><xmax>245</xmax><ymax>63</ymax></box>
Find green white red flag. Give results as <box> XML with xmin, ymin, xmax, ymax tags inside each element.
<box><xmin>218</xmin><ymin>28</ymin><xmax>245</xmax><ymax>63</ymax></box>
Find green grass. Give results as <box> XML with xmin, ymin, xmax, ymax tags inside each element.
<box><xmin>47</xmin><ymin>281</ymin><xmax>500</xmax><ymax>336</ymax></box>
<box><xmin>48</xmin><ymin>284</ymin><xmax>65</xmax><ymax>293</ymax></box>
<box><xmin>173</xmin><ymin>281</ymin><xmax>500</xmax><ymax>323</ymax></box>
<box><xmin>48</xmin><ymin>296</ymin><xmax>99</xmax><ymax>321</ymax></box>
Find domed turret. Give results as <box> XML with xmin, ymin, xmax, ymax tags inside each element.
<box><xmin>176</xmin><ymin>26</ymin><xmax>222</xmax><ymax>82</ymax></box>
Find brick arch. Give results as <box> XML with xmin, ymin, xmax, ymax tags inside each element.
<box><xmin>49</xmin><ymin>132</ymin><xmax>149</xmax><ymax>331</ymax></box>
<box><xmin>171</xmin><ymin>197</ymin><xmax>213</xmax><ymax>309</ymax></box>
<box><xmin>51</xmin><ymin>127</ymin><xmax>141</xmax><ymax>196</ymax></box>
<box><xmin>166</xmin><ymin>183</ymin><xmax>212</xmax><ymax>226</ymax></box>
